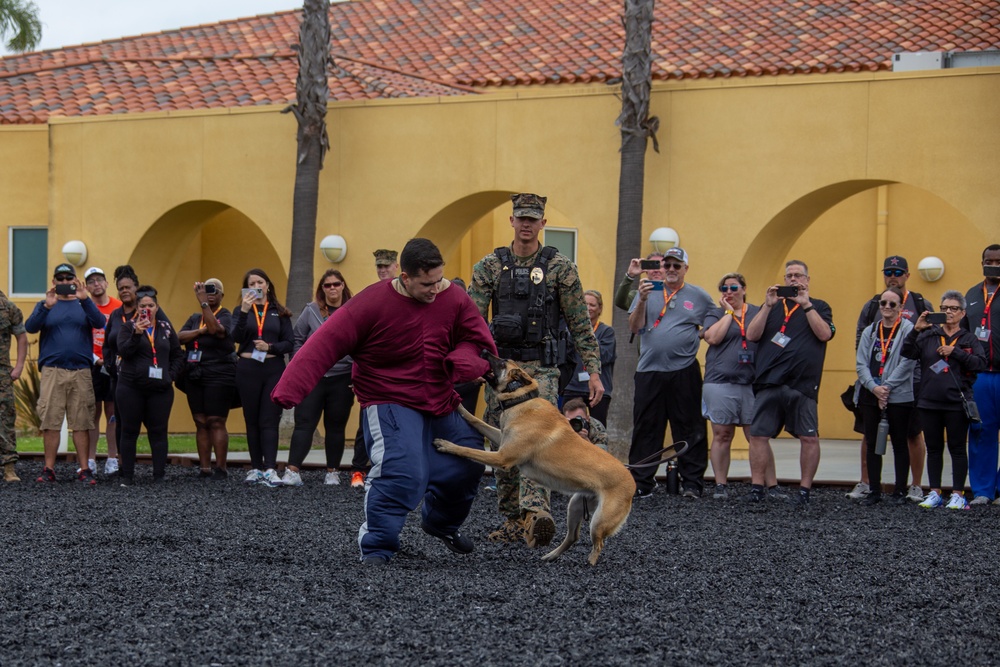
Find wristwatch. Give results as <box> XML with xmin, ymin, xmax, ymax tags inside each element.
<box><xmin>724</xmin><ymin>309</ymin><xmax>734</xmax><ymax>316</ymax></box>
<box><xmin>200</xmin><ymin>302</ymin><xmax>209</xmax><ymax>309</ymax></box>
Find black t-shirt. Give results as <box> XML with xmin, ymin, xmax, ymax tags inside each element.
<box><xmin>180</xmin><ymin>308</ymin><xmax>236</xmax><ymax>362</ymax></box>
<box><xmin>753</xmin><ymin>298</ymin><xmax>835</xmax><ymax>400</ymax></box>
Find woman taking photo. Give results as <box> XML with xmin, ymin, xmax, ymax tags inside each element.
<box><xmin>116</xmin><ymin>286</ymin><xmax>183</xmax><ymax>485</ymax></box>
<box><xmin>902</xmin><ymin>290</ymin><xmax>986</xmax><ymax>510</ymax></box>
<box><xmin>854</xmin><ymin>287</ymin><xmax>916</xmax><ymax>506</ymax></box>
<box><xmin>231</xmin><ymin>268</ymin><xmax>294</xmax><ymax>487</ymax></box>
<box><xmin>560</xmin><ymin>290</ymin><xmax>615</xmax><ymax>425</ymax></box>
<box><xmin>282</xmin><ymin>269</ymin><xmax>355</xmax><ymax>487</ymax></box>
<box><xmin>178</xmin><ymin>279</ymin><xmax>237</xmax><ymax>481</ymax></box>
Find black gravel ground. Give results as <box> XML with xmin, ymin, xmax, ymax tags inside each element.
<box><xmin>2</xmin><ymin>461</ymin><xmax>997</xmax><ymax>666</ymax></box>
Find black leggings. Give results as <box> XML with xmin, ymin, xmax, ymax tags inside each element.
<box><xmin>236</xmin><ymin>357</ymin><xmax>285</xmax><ymax>470</ymax></box>
<box><xmin>288</xmin><ymin>374</ymin><xmax>354</xmax><ymax>468</ymax></box>
<box><xmin>860</xmin><ymin>402</ymin><xmax>911</xmax><ymax>494</ymax></box>
<box><xmin>922</xmin><ymin>408</ymin><xmax>969</xmax><ymax>491</ymax></box>
<box><xmin>116</xmin><ymin>382</ymin><xmax>174</xmax><ymax>478</ymax></box>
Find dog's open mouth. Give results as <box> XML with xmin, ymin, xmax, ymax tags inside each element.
<box><xmin>482</xmin><ymin>369</ymin><xmax>497</xmax><ymax>386</ymax></box>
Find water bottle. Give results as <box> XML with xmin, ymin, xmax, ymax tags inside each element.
<box><xmin>874</xmin><ymin>412</ymin><xmax>889</xmax><ymax>456</ymax></box>
<box><xmin>665</xmin><ymin>459</ymin><xmax>679</xmax><ymax>495</ymax></box>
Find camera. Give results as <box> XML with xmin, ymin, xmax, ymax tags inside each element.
<box><xmin>204</xmin><ymin>283</ymin><xmax>217</xmax><ymax>295</ymax></box>
<box><xmin>926</xmin><ymin>312</ymin><xmax>947</xmax><ymax>325</ymax></box>
<box><xmin>776</xmin><ymin>285</ymin><xmax>799</xmax><ymax>298</ymax></box>
<box><xmin>568</xmin><ymin>416</ymin><xmax>589</xmax><ymax>433</ymax></box>
<box><xmin>640</xmin><ymin>259</ymin><xmax>662</xmax><ymax>271</ymax></box>
<box><xmin>54</xmin><ymin>283</ymin><xmax>76</xmax><ymax>296</ymax></box>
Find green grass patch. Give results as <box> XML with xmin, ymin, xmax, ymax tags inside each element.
<box><xmin>16</xmin><ymin>434</ymin><xmax>254</xmax><ymax>455</ymax></box>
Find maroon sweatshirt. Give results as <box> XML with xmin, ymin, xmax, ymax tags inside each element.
<box><xmin>272</xmin><ymin>279</ymin><xmax>495</xmax><ymax>417</ymax></box>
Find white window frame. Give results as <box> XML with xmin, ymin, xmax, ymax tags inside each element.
<box><xmin>9</xmin><ymin>226</ymin><xmax>49</xmax><ymax>298</ymax></box>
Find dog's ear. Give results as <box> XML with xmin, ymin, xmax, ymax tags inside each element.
<box><xmin>512</xmin><ymin>367</ymin><xmax>534</xmax><ymax>385</ymax></box>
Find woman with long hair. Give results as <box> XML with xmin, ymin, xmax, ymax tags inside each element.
<box><xmin>231</xmin><ymin>268</ymin><xmax>294</xmax><ymax>487</ymax></box>
<box><xmin>282</xmin><ymin>269</ymin><xmax>355</xmax><ymax>486</ymax></box>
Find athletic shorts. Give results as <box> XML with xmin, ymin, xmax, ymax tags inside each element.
<box><xmin>91</xmin><ymin>363</ymin><xmax>113</xmax><ymax>402</ymax></box>
<box><xmin>37</xmin><ymin>367</ymin><xmax>96</xmax><ymax>431</ymax></box>
<box><xmin>701</xmin><ymin>383</ymin><xmax>755</xmax><ymax>426</ymax></box>
<box><xmin>185</xmin><ymin>380</ymin><xmax>236</xmax><ymax>418</ymax></box>
<box><xmin>748</xmin><ymin>385</ymin><xmax>818</xmax><ymax>439</ymax></box>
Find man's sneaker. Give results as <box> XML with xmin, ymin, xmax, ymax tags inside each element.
<box><xmin>846</xmin><ymin>482</ymin><xmax>870</xmax><ymax>499</ymax></box>
<box><xmin>767</xmin><ymin>485</ymin><xmax>789</xmax><ymax>500</ymax></box>
<box><xmin>906</xmin><ymin>485</ymin><xmax>924</xmax><ymax>503</ymax></box>
<box><xmin>795</xmin><ymin>488</ymin><xmax>811</xmax><ymax>506</ymax></box>
<box><xmin>210</xmin><ymin>468</ymin><xmax>228</xmax><ymax>481</ymax></box>
<box><xmin>945</xmin><ymin>492</ymin><xmax>969</xmax><ymax>510</ymax></box>
<box><xmin>919</xmin><ymin>490</ymin><xmax>943</xmax><ymax>508</ymax></box>
<box><xmin>324</xmin><ymin>471</ymin><xmax>340</xmax><ymax>486</ymax></box>
<box><xmin>712</xmin><ymin>484</ymin><xmax>729</xmax><ymax>500</ymax></box>
<box><xmin>889</xmin><ymin>491</ymin><xmax>907</xmax><ymax>505</ymax></box>
<box><xmin>260</xmin><ymin>468</ymin><xmax>283</xmax><ymax>487</ymax></box>
<box><xmin>861</xmin><ymin>492</ymin><xmax>882</xmax><ymax>506</ymax></box>
<box><xmin>104</xmin><ymin>458</ymin><xmax>119</xmax><ymax>475</ymax></box>
<box><xmin>36</xmin><ymin>467</ymin><xmax>57</xmax><ymax>483</ymax></box>
<box><xmin>746</xmin><ymin>487</ymin><xmax>765</xmax><ymax>503</ymax></box>
<box><xmin>681</xmin><ymin>487</ymin><xmax>700</xmax><ymax>499</ymax></box>
<box><xmin>634</xmin><ymin>485</ymin><xmax>655</xmax><ymax>499</ymax></box>
<box><xmin>88</xmin><ymin>459</ymin><xmax>97</xmax><ymax>475</ymax></box>
<box><xmin>78</xmin><ymin>468</ymin><xmax>97</xmax><ymax>486</ymax></box>
<box><xmin>244</xmin><ymin>469</ymin><xmax>264</xmax><ymax>485</ymax></box>
<box><xmin>421</xmin><ymin>522</ymin><xmax>474</xmax><ymax>554</ymax></box>
<box><xmin>523</xmin><ymin>510</ymin><xmax>556</xmax><ymax>548</ymax></box>
<box><xmin>969</xmin><ymin>495</ymin><xmax>991</xmax><ymax>506</ymax></box>
<box><xmin>488</xmin><ymin>518</ymin><xmax>524</xmax><ymax>543</ymax></box>
<box><xmin>281</xmin><ymin>469</ymin><xmax>303</xmax><ymax>487</ymax></box>
<box><xmin>360</xmin><ymin>555</ymin><xmax>389</xmax><ymax>566</ymax></box>
<box><xmin>119</xmin><ymin>475</ymin><xmax>134</xmax><ymax>487</ymax></box>
<box><xmin>351</xmin><ymin>471</ymin><xmax>365</xmax><ymax>489</ymax></box>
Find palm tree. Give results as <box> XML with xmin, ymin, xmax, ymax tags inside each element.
<box><xmin>283</xmin><ymin>0</ymin><xmax>331</xmax><ymax>318</ymax></box>
<box><xmin>0</xmin><ymin>0</ymin><xmax>42</xmax><ymax>52</ymax></box>
<box><xmin>607</xmin><ymin>0</ymin><xmax>657</xmax><ymax>456</ymax></box>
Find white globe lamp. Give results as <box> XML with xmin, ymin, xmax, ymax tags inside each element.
<box><xmin>61</xmin><ymin>240</ymin><xmax>88</xmax><ymax>266</ymax></box>
<box><xmin>319</xmin><ymin>235</ymin><xmax>347</xmax><ymax>263</ymax></box>
<box><xmin>917</xmin><ymin>256</ymin><xmax>945</xmax><ymax>282</ymax></box>
<box><xmin>649</xmin><ymin>227</ymin><xmax>680</xmax><ymax>254</ymax></box>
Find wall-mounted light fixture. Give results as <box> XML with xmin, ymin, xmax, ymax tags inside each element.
<box><xmin>917</xmin><ymin>256</ymin><xmax>945</xmax><ymax>282</ymax></box>
<box><xmin>61</xmin><ymin>240</ymin><xmax>88</xmax><ymax>266</ymax></box>
<box><xmin>319</xmin><ymin>235</ymin><xmax>347</xmax><ymax>263</ymax></box>
<box><xmin>649</xmin><ymin>227</ymin><xmax>680</xmax><ymax>253</ymax></box>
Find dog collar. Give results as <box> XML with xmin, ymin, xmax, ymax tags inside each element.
<box><xmin>498</xmin><ymin>384</ymin><xmax>539</xmax><ymax>411</ymax></box>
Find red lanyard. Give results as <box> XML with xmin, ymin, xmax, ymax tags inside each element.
<box><xmin>982</xmin><ymin>285</ymin><xmax>997</xmax><ymax>329</ymax></box>
<box><xmin>651</xmin><ymin>282</ymin><xmax>684</xmax><ymax>329</ymax></box>
<box><xmin>253</xmin><ymin>303</ymin><xmax>269</xmax><ymax>338</ymax></box>
<box><xmin>877</xmin><ymin>318</ymin><xmax>900</xmax><ymax>377</ymax></box>
<box><xmin>731</xmin><ymin>304</ymin><xmax>748</xmax><ymax>350</ymax></box>
<box><xmin>145</xmin><ymin>322</ymin><xmax>158</xmax><ymax>368</ymax></box>
<box><xmin>194</xmin><ymin>306</ymin><xmax>222</xmax><ymax>350</ymax></box>
<box><xmin>779</xmin><ymin>300</ymin><xmax>800</xmax><ymax>334</ymax></box>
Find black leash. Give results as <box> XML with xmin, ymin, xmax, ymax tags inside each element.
<box><xmin>623</xmin><ymin>441</ymin><xmax>690</xmax><ymax>470</ymax></box>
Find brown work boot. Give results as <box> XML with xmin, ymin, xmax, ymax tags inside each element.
<box><xmin>4</xmin><ymin>462</ymin><xmax>20</xmax><ymax>482</ymax></box>
<box><xmin>523</xmin><ymin>510</ymin><xmax>556</xmax><ymax>548</ymax></box>
<box><xmin>488</xmin><ymin>518</ymin><xmax>524</xmax><ymax>543</ymax></box>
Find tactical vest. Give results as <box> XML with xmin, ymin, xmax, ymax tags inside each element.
<box><xmin>490</xmin><ymin>246</ymin><xmax>566</xmax><ymax>364</ymax></box>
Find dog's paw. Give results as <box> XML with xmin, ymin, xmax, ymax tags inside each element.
<box><xmin>432</xmin><ymin>438</ymin><xmax>455</xmax><ymax>453</ymax></box>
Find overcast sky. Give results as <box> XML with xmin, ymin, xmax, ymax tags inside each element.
<box><xmin>2</xmin><ymin>1</ymin><xmax>310</xmax><ymax>54</ymax></box>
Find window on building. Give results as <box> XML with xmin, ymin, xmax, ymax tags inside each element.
<box><xmin>543</xmin><ymin>228</ymin><xmax>577</xmax><ymax>263</ymax></box>
<box><xmin>10</xmin><ymin>227</ymin><xmax>48</xmax><ymax>296</ymax></box>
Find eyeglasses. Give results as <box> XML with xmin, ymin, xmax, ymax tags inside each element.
<box><xmin>322</xmin><ymin>281</ymin><xmax>343</xmax><ymax>289</ymax></box>
<box><xmin>883</xmin><ymin>269</ymin><xmax>906</xmax><ymax>277</ymax></box>
<box><xmin>719</xmin><ymin>285</ymin><xmax>741</xmax><ymax>293</ymax></box>
<box><xmin>879</xmin><ymin>300</ymin><xmax>900</xmax><ymax>308</ymax></box>
<box><xmin>940</xmin><ymin>305</ymin><xmax>963</xmax><ymax>312</ymax></box>
<box><xmin>663</xmin><ymin>262</ymin><xmax>684</xmax><ymax>270</ymax></box>
<box><xmin>784</xmin><ymin>273</ymin><xmax>806</xmax><ymax>280</ymax></box>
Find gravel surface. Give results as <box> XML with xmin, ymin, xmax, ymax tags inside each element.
<box><xmin>1</xmin><ymin>461</ymin><xmax>996</xmax><ymax>666</ymax></box>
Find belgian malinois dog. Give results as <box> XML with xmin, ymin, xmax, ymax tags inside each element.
<box><xmin>434</xmin><ymin>352</ymin><xmax>639</xmax><ymax>565</ymax></box>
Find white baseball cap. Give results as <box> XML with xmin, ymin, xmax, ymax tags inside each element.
<box><xmin>84</xmin><ymin>267</ymin><xmax>106</xmax><ymax>280</ymax></box>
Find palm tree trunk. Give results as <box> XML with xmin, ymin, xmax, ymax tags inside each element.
<box><xmin>607</xmin><ymin>0</ymin><xmax>656</xmax><ymax>458</ymax></box>
<box><xmin>284</xmin><ymin>0</ymin><xmax>331</xmax><ymax>319</ymax></box>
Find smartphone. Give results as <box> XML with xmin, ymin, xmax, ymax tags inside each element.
<box><xmin>646</xmin><ymin>280</ymin><xmax>664</xmax><ymax>291</ymax></box>
<box><xmin>55</xmin><ymin>283</ymin><xmax>76</xmax><ymax>296</ymax></box>
<box><xmin>926</xmin><ymin>312</ymin><xmax>947</xmax><ymax>324</ymax></box>
<box><xmin>204</xmin><ymin>283</ymin><xmax>217</xmax><ymax>295</ymax></box>
<box><xmin>985</xmin><ymin>266</ymin><xmax>1000</xmax><ymax>278</ymax></box>
<box><xmin>640</xmin><ymin>259</ymin><xmax>662</xmax><ymax>271</ymax></box>
<box><xmin>140</xmin><ymin>308</ymin><xmax>150</xmax><ymax>321</ymax></box>
<box><xmin>242</xmin><ymin>287</ymin><xmax>263</xmax><ymax>300</ymax></box>
<box><xmin>776</xmin><ymin>285</ymin><xmax>799</xmax><ymax>298</ymax></box>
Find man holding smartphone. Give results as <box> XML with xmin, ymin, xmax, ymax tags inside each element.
<box><xmin>745</xmin><ymin>260</ymin><xmax>835</xmax><ymax>505</ymax></box>
<box><xmin>24</xmin><ymin>263</ymin><xmax>107</xmax><ymax>484</ymax></box>
<box><xmin>963</xmin><ymin>243</ymin><xmax>1000</xmax><ymax>504</ymax></box>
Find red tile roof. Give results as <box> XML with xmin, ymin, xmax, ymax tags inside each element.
<box><xmin>0</xmin><ymin>0</ymin><xmax>996</xmax><ymax>124</ymax></box>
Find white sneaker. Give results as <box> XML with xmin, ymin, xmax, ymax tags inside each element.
<box><xmin>969</xmin><ymin>495</ymin><xmax>991</xmax><ymax>506</ymax></box>
<box><xmin>906</xmin><ymin>485</ymin><xmax>924</xmax><ymax>503</ymax></box>
<box><xmin>244</xmin><ymin>469</ymin><xmax>264</xmax><ymax>485</ymax></box>
<box><xmin>945</xmin><ymin>492</ymin><xmax>969</xmax><ymax>510</ymax></box>
<box><xmin>281</xmin><ymin>469</ymin><xmax>303</xmax><ymax>487</ymax></box>
<box><xmin>324</xmin><ymin>471</ymin><xmax>341</xmax><ymax>486</ymax></box>
<box><xmin>261</xmin><ymin>468</ymin><xmax>283</xmax><ymax>487</ymax></box>
<box><xmin>919</xmin><ymin>490</ymin><xmax>942</xmax><ymax>508</ymax></box>
<box><xmin>88</xmin><ymin>459</ymin><xmax>97</xmax><ymax>473</ymax></box>
<box><xmin>846</xmin><ymin>482</ymin><xmax>870</xmax><ymax>499</ymax></box>
<box><xmin>104</xmin><ymin>457</ymin><xmax>119</xmax><ymax>475</ymax></box>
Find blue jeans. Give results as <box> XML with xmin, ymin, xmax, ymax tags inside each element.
<box><xmin>968</xmin><ymin>372</ymin><xmax>1000</xmax><ymax>499</ymax></box>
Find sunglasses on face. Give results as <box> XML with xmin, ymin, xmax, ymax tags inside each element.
<box><xmin>323</xmin><ymin>281</ymin><xmax>343</xmax><ymax>289</ymax></box>
<box><xmin>663</xmin><ymin>262</ymin><xmax>684</xmax><ymax>270</ymax></box>
<box><xmin>940</xmin><ymin>305</ymin><xmax>963</xmax><ymax>312</ymax></box>
<box><xmin>883</xmin><ymin>269</ymin><xmax>906</xmax><ymax>277</ymax></box>
<box><xmin>55</xmin><ymin>275</ymin><xmax>75</xmax><ymax>283</ymax></box>
<box><xmin>719</xmin><ymin>285</ymin><xmax>741</xmax><ymax>293</ymax></box>
<box><xmin>879</xmin><ymin>300</ymin><xmax>900</xmax><ymax>308</ymax></box>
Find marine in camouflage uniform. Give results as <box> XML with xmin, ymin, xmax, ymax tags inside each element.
<box><xmin>0</xmin><ymin>289</ymin><xmax>28</xmax><ymax>480</ymax></box>
<box><xmin>468</xmin><ymin>193</ymin><xmax>602</xmax><ymax>547</ymax></box>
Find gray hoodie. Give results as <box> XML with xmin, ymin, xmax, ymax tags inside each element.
<box><xmin>292</xmin><ymin>301</ymin><xmax>353</xmax><ymax>377</ymax></box>
<box><xmin>855</xmin><ymin>317</ymin><xmax>916</xmax><ymax>404</ymax></box>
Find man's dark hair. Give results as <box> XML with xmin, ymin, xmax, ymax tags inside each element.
<box><xmin>982</xmin><ymin>244</ymin><xmax>1000</xmax><ymax>260</ymax></box>
<box><xmin>400</xmin><ymin>238</ymin><xmax>444</xmax><ymax>276</ymax></box>
<box><xmin>562</xmin><ymin>397</ymin><xmax>590</xmax><ymax>416</ymax></box>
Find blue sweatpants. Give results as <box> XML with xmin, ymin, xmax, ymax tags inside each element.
<box><xmin>358</xmin><ymin>404</ymin><xmax>485</xmax><ymax>560</ymax></box>
<box><xmin>968</xmin><ymin>371</ymin><xmax>1000</xmax><ymax>499</ymax></box>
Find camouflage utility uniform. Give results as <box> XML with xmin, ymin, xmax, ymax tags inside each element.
<box><xmin>469</xmin><ymin>246</ymin><xmax>601</xmax><ymax>522</ymax></box>
<box><xmin>587</xmin><ymin>416</ymin><xmax>608</xmax><ymax>450</ymax></box>
<box><xmin>0</xmin><ymin>292</ymin><xmax>25</xmax><ymax>466</ymax></box>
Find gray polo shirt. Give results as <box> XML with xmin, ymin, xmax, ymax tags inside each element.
<box><xmin>703</xmin><ymin>303</ymin><xmax>761</xmax><ymax>384</ymax></box>
<box><xmin>630</xmin><ymin>283</ymin><xmax>714</xmax><ymax>373</ymax></box>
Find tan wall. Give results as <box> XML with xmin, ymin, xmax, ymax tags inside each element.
<box><xmin>2</xmin><ymin>67</ymin><xmax>998</xmax><ymax>440</ymax></box>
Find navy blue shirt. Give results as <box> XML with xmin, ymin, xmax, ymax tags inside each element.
<box><xmin>24</xmin><ymin>298</ymin><xmax>106</xmax><ymax>370</ymax></box>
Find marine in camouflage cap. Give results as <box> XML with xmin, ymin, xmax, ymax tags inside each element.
<box><xmin>510</xmin><ymin>193</ymin><xmax>547</xmax><ymax>220</ymax></box>
<box><xmin>0</xmin><ymin>289</ymin><xmax>27</xmax><ymax>471</ymax></box>
<box><xmin>373</xmin><ymin>249</ymin><xmax>399</xmax><ymax>282</ymax></box>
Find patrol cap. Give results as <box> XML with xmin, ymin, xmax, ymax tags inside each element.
<box><xmin>662</xmin><ymin>247</ymin><xmax>689</xmax><ymax>264</ymax></box>
<box><xmin>510</xmin><ymin>193</ymin><xmax>547</xmax><ymax>220</ymax></box>
<box><xmin>84</xmin><ymin>267</ymin><xmax>106</xmax><ymax>281</ymax></box>
<box><xmin>373</xmin><ymin>249</ymin><xmax>398</xmax><ymax>266</ymax></box>
<box><xmin>205</xmin><ymin>278</ymin><xmax>224</xmax><ymax>294</ymax></box>
<box><xmin>53</xmin><ymin>263</ymin><xmax>76</xmax><ymax>278</ymax></box>
<box><xmin>883</xmin><ymin>255</ymin><xmax>908</xmax><ymax>271</ymax></box>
